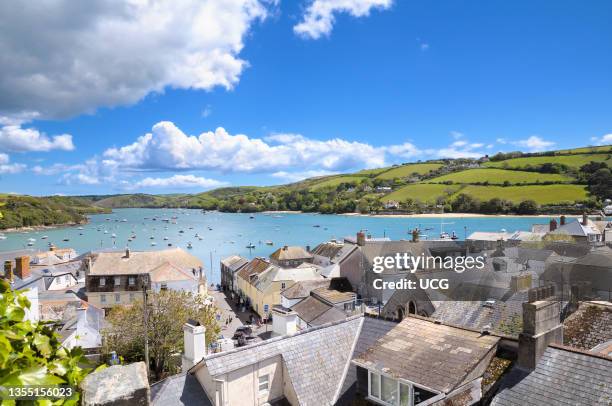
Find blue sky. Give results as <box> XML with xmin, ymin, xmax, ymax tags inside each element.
<box><xmin>1</xmin><ymin>0</ymin><xmax>611</xmax><ymax>195</ymax></box>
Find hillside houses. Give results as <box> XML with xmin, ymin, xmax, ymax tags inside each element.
<box><xmin>145</xmin><ymin>284</ymin><xmax>611</xmax><ymax>406</ymax></box>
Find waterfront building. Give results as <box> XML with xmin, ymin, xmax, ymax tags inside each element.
<box><xmin>84</xmin><ymin>247</ymin><xmax>204</xmax><ymax>309</ymax></box>
<box><xmin>220</xmin><ymin>255</ymin><xmax>248</xmax><ymax>293</ymax></box>
<box><xmin>269</xmin><ymin>245</ymin><xmax>313</xmax><ymax>268</ymax></box>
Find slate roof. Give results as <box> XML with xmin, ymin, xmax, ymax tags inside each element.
<box><xmin>151</xmin><ymin>373</ymin><xmax>211</xmax><ymax>406</ymax></box>
<box><xmin>312</xmin><ymin>287</ymin><xmax>356</xmax><ymax>305</ymax></box>
<box><xmin>280</xmin><ymin>279</ymin><xmax>331</xmax><ymax>299</ymax></box>
<box><xmin>88</xmin><ymin>248</ymin><xmax>202</xmax><ymax>276</ymax></box>
<box><xmin>551</xmin><ymin>218</ymin><xmax>601</xmax><ymax>237</ymax></box>
<box><xmin>220</xmin><ymin>255</ymin><xmax>248</xmax><ymax>272</ymax></box>
<box><xmin>311</xmin><ymin>242</ymin><xmax>357</xmax><ymax>263</ymax></box>
<box><xmin>269</xmin><ymin>246</ymin><xmax>313</xmax><ymax>261</ymax></box>
<box><xmin>563</xmin><ymin>302</ymin><xmax>612</xmax><ymax>351</ymax></box>
<box><xmin>192</xmin><ymin>316</ymin><xmax>363</xmax><ymax>405</ymax></box>
<box><xmin>291</xmin><ymin>295</ymin><xmax>337</xmax><ymax>324</ymax></box>
<box><xmin>352</xmin><ymin>316</ymin><xmax>499</xmax><ymax>394</ymax></box>
<box><xmin>254</xmin><ymin>265</ymin><xmax>323</xmax><ymax>292</ymax></box>
<box><xmin>491</xmin><ymin>346</ymin><xmax>612</xmax><ymax>406</ymax></box>
<box><xmin>236</xmin><ymin>257</ymin><xmax>274</xmax><ymax>281</ymax></box>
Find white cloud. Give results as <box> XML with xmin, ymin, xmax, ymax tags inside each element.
<box><xmin>590</xmin><ymin>133</ymin><xmax>612</xmax><ymax>146</ymax></box>
<box><xmin>0</xmin><ymin>153</ymin><xmax>26</xmax><ymax>174</ymax></box>
<box><xmin>420</xmin><ymin>43</ymin><xmax>429</xmax><ymax>51</ymax></box>
<box><xmin>202</xmin><ymin>105</ymin><xmax>213</xmax><ymax>118</ymax></box>
<box><xmin>0</xmin><ymin>117</ymin><xmax>74</xmax><ymax>152</ymax></box>
<box><xmin>294</xmin><ymin>0</ymin><xmax>392</xmax><ymax>39</ymax></box>
<box><xmin>0</xmin><ymin>0</ymin><xmax>271</xmax><ymax>119</ymax></box>
<box><xmin>513</xmin><ymin>136</ymin><xmax>555</xmax><ymax>152</ymax></box>
<box><xmin>102</xmin><ymin>121</ymin><xmax>388</xmax><ymax>173</ymax></box>
<box><xmin>131</xmin><ymin>174</ymin><xmax>226</xmax><ymax>189</ymax></box>
<box><xmin>385</xmin><ymin>142</ymin><xmax>421</xmax><ymax>159</ymax></box>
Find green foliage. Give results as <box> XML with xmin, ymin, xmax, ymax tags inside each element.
<box><xmin>102</xmin><ymin>290</ymin><xmax>220</xmax><ymax>381</ymax></box>
<box><xmin>0</xmin><ymin>279</ymin><xmax>92</xmax><ymax>404</ymax></box>
<box><xmin>0</xmin><ymin>195</ymin><xmax>109</xmax><ymax>230</ymax></box>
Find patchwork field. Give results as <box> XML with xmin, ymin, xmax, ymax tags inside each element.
<box><xmin>383</xmin><ymin>183</ymin><xmax>461</xmax><ymax>203</ymax></box>
<box><xmin>428</xmin><ymin>168</ymin><xmax>572</xmax><ymax>185</ymax></box>
<box><xmin>309</xmin><ymin>175</ymin><xmax>367</xmax><ymax>190</ymax></box>
<box><xmin>457</xmin><ymin>184</ymin><xmax>589</xmax><ymax>205</ymax></box>
<box><xmin>484</xmin><ymin>153</ymin><xmax>611</xmax><ymax>169</ymax></box>
<box><xmin>375</xmin><ymin>163</ymin><xmax>443</xmax><ymax>180</ymax></box>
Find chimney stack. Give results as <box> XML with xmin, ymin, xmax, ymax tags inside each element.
<box><xmin>356</xmin><ymin>231</ymin><xmax>366</xmax><ymax>246</ymax></box>
<box><xmin>125</xmin><ymin>247</ymin><xmax>130</xmax><ymax>258</ymax></box>
<box><xmin>272</xmin><ymin>306</ymin><xmax>298</xmax><ymax>337</ymax></box>
<box><xmin>517</xmin><ymin>287</ymin><xmax>563</xmax><ymax>370</ymax></box>
<box><xmin>3</xmin><ymin>260</ymin><xmax>13</xmax><ymax>281</ymax></box>
<box><xmin>582</xmin><ymin>213</ymin><xmax>588</xmax><ymax>226</ymax></box>
<box><xmin>182</xmin><ymin>319</ymin><xmax>206</xmax><ymax>372</ymax></box>
<box><xmin>15</xmin><ymin>256</ymin><xmax>30</xmax><ymax>280</ymax></box>
<box><xmin>549</xmin><ymin>218</ymin><xmax>557</xmax><ymax>232</ymax></box>
<box><xmin>560</xmin><ymin>215</ymin><xmax>566</xmax><ymax>226</ymax></box>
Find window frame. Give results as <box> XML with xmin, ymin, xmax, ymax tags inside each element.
<box><xmin>115</xmin><ymin>293</ymin><xmax>121</xmax><ymax>303</ymax></box>
<box><xmin>99</xmin><ymin>277</ymin><xmax>106</xmax><ymax>286</ymax></box>
<box><xmin>100</xmin><ymin>294</ymin><xmax>106</xmax><ymax>303</ymax></box>
<box><xmin>114</xmin><ymin>276</ymin><xmax>121</xmax><ymax>286</ymax></box>
<box><xmin>258</xmin><ymin>374</ymin><xmax>269</xmax><ymax>394</ymax></box>
<box><xmin>368</xmin><ymin>370</ymin><xmax>440</xmax><ymax>406</ymax></box>
<box><xmin>128</xmin><ymin>276</ymin><xmax>136</xmax><ymax>286</ymax></box>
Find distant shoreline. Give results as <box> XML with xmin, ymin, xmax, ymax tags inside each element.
<box><xmin>1</xmin><ymin>222</ymin><xmax>85</xmax><ymax>234</ymax></box>
<box><xmin>340</xmin><ymin>212</ymin><xmax>575</xmax><ymax>219</ymax></box>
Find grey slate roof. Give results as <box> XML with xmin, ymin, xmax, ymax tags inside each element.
<box><xmin>352</xmin><ymin>316</ymin><xmax>499</xmax><ymax>394</ymax></box>
<box><xmin>492</xmin><ymin>346</ymin><xmax>612</xmax><ymax>406</ymax></box>
<box><xmin>193</xmin><ymin>315</ymin><xmax>364</xmax><ymax>406</ymax></box>
<box><xmin>151</xmin><ymin>373</ymin><xmax>210</xmax><ymax>406</ymax></box>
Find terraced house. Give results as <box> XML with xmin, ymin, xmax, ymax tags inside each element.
<box><xmin>84</xmin><ymin>247</ymin><xmax>205</xmax><ymax>309</ymax></box>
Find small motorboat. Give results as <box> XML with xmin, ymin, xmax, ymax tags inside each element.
<box><xmin>0</xmin><ymin>234</ymin><xmax>7</xmax><ymax>240</ymax></box>
<box><xmin>104</xmin><ymin>230</ymin><xmax>108</xmax><ymax>234</ymax></box>
<box><xmin>163</xmin><ymin>236</ymin><xmax>169</xmax><ymax>241</ymax></box>
<box><xmin>28</xmin><ymin>238</ymin><xmax>36</xmax><ymax>242</ymax></box>
<box><xmin>187</xmin><ymin>242</ymin><xmax>193</xmax><ymax>249</ymax></box>
<box><xmin>78</xmin><ymin>226</ymin><xmax>84</xmax><ymax>230</ymax></box>
<box><xmin>111</xmin><ymin>233</ymin><xmax>117</xmax><ymax>238</ymax></box>
<box><xmin>246</xmin><ymin>243</ymin><xmax>256</xmax><ymax>249</ymax></box>
<box><xmin>121</xmin><ymin>219</ymin><xmax>127</xmax><ymax>222</ymax></box>
<box><xmin>63</xmin><ymin>238</ymin><xmax>70</xmax><ymax>242</ymax></box>
<box><xmin>313</xmin><ymin>225</ymin><xmax>321</xmax><ymax>228</ymax></box>
<box><xmin>167</xmin><ymin>243</ymin><xmax>172</xmax><ymax>246</ymax></box>
<box><xmin>41</xmin><ymin>235</ymin><xmax>48</xmax><ymax>240</ymax></box>
<box><xmin>150</xmin><ymin>236</ymin><xmax>155</xmax><ymax>239</ymax></box>
<box><xmin>249</xmin><ymin>215</ymin><xmax>255</xmax><ymax>219</ymax></box>
<box><xmin>151</xmin><ymin>242</ymin><xmax>157</xmax><ymax>246</ymax></box>
<box><xmin>27</xmin><ymin>241</ymin><xmax>34</xmax><ymax>246</ymax></box>
<box><xmin>179</xmin><ymin>230</ymin><xmax>185</xmax><ymax>234</ymax></box>
<box><xmin>265</xmin><ymin>240</ymin><xmax>273</xmax><ymax>245</ymax></box>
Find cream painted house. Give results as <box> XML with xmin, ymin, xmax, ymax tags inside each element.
<box><xmin>85</xmin><ymin>248</ymin><xmax>205</xmax><ymax>309</ymax></box>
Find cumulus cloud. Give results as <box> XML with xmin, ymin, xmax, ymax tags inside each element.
<box><xmin>131</xmin><ymin>174</ymin><xmax>226</xmax><ymax>189</ymax></box>
<box><xmin>513</xmin><ymin>136</ymin><xmax>555</xmax><ymax>152</ymax></box>
<box><xmin>102</xmin><ymin>121</ymin><xmax>387</xmax><ymax>173</ymax></box>
<box><xmin>294</xmin><ymin>0</ymin><xmax>392</xmax><ymax>39</ymax></box>
<box><xmin>0</xmin><ymin>153</ymin><xmax>26</xmax><ymax>174</ymax></box>
<box><xmin>385</xmin><ymin>142</ymin><xmax>421</xmax><ymax>159</ymax></box>
<box><xmin>590</xmin><ymin>134</ymin><xmax>612</xmax><ymax>146</ymax></box>
<box><xmin>0</xmin><ymin>117</ymin><xmax>74</xmax><ymax>152</ymax></box>
<box><xmin>0</xmin><ymin>0</ymin><xmax>271</xmax><ymax>119</ymax></box>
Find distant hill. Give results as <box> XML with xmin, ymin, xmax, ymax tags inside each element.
<box><xmin>73</xmin><ymin>144</ymin><xmax>612</xmax><ymax>215</ymax></box>
<box><xmin>0</xmin><ymin>195</ymin><xmax>110</xmax><ymax>230</ymax></box>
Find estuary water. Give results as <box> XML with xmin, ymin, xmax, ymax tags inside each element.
<box><xmin>0</xmin><ymin>209</ymin><xmax>552</xmax><ymax>284</ymax></box>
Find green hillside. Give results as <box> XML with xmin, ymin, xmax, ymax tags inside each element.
<box><xmin>458</xmin><ymin>184</ymin><xmax>589</xmax><ymax>205</ymax></box>
<box><xmin>484</xmin><ymin>153</ymin><xmax>611</xmax><ymax>170</ymax></box>
<box><xmin>428</xmin><ymin>168</ymin><xmax>572</xmax><ymax>185</ymax></box>
<box><xmin>384</xmin><ymin>184</ymin><xmax>461</xmax><ymax>203</ymax></box>
<box><xmin>0</xmin><ymin>195</ymin><xmax>110</xmax><ymax>230</ymax></box>
<box><xmin>53</xmin><ymin>144</ymin><xmax>610</xmax><ymax>216</ymax></box>
<box><xmin>375</xmin><ymin>163</ymin><xmax>443</xmax><ymax>180</ymax></box>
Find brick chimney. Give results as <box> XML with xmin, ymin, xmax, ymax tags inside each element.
<box><xmin>3</xmin><ymin>260</ymin><xmax>13</xmax><ymax>282</ymax></box>
<box><xmin>560</xmin><ymin>215</ymin><xmax>566</xmax><ymax>226</ymax></box>
<box><xmin>182</xmin><ymin>319</ymin><xmax>206</xmax><ymax>372</ymax></box>
<box><xmin>549</xmin><ymin>218</ymin><xmax>557</xmax><ymax>232</ymax></box>
<box><xmin>356</xmin><ymin>231</ymin><xmax>366</xmax><ymax>246</ymax></box>
<box><xmin>15</xmin><ymin>256</ymin><xmax>30</xmax><ymax>280</ymax></box>
<box><xmin>517</xmin><ymin>286</ymin><xmax>563</xmax><ymax>370</ymax></box>
<box><xmin>125</xmin><ymin>247</ymin><xmax>130</xmax><ymax>258</ymax></box>
<box><xmin>582</xmin><ymin>213</ymin><xmax>588</xmax><ymax>226</ymax></box>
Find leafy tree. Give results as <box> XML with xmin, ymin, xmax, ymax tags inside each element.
<box><xmin>102</xmin><ymin>290</ymin><xmax>219</xmax><ymax>380</ymax></box>
<box><xmin>451</xmin><ymin>194</ymin><xmax>480</xmax><ymax>213</ymax></box>
<box><xmin>517</xmin><ymin>200</ymin><xmax>538</xmax><ymax>214</ymax></box>
<box><xmin>0</xmin><ymin>279</ymin><xmax>94</xmax><ymax>404</ymax></box>
<box><xmin>586</xmin><ymin>167</ymin><xmax>612</xmax><ymax>200</ymax></box>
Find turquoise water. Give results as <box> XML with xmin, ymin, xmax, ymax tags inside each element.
<box><xmin>1</xmin><ymin>209</ymin><xmax>551</xmax><ymax>283</ymax></box>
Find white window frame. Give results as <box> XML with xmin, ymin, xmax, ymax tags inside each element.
<box><xmin>100</xmin><ymin>294</ymin><xmax>106</xmax><ymax>303</ymax></box>
<box><xmin>99</xmin><ymin>277</ymin><xmax>106</xmax><ymax>286</ymax></box>
<box><xmin>115</xmin><ymin>293</ymin><xmax>121</xmax><ymax>303</ymax></box>
<box><xmin>258</xmin><ymin>374</ymin><xmax>269</xmax><ymax>394</ymax></box>
<box><xmin>128</xmin><ymin>277</ymin><xmax>135</xmax><ymax>286</ymax></box>
<box><xmin>114</xmin><ymin>276</ymin><xmax>121</xmax><ymax>286</ymax></box>
<box><xmin>368</xmin><ymin>370</ymin><xmax>424</xmax><ymax>406</ymax></box>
